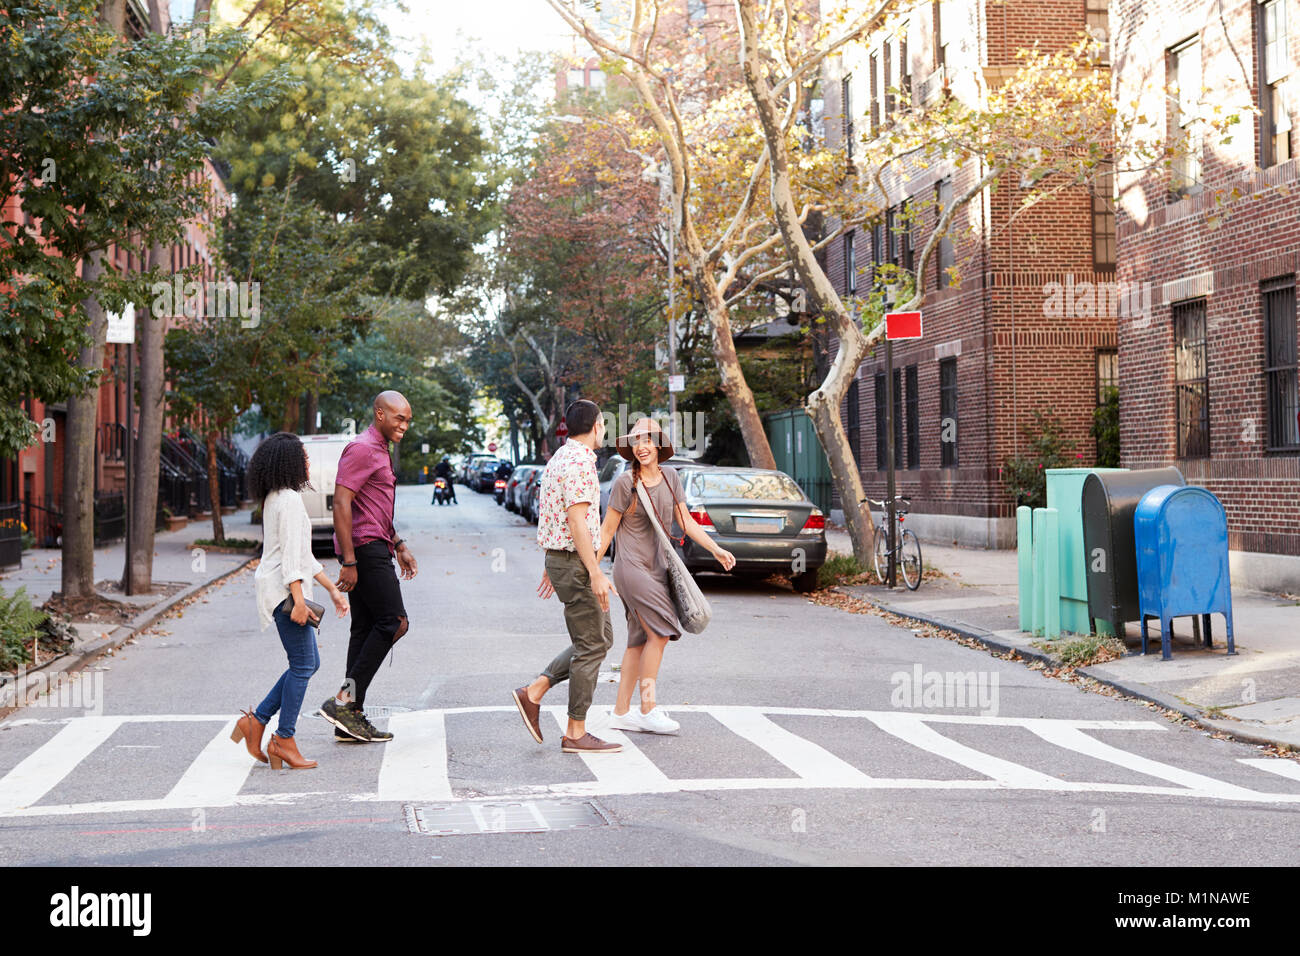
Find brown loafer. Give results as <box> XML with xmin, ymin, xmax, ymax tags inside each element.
<box><xmin>513</xmin><ymin>686</ymin><xmax>543</xmax><ymax>743</ymax></box>
<box><xmin>561</xmin><ymin>733</ymin><xmax>622</xmax><ymax>754</ymax></box>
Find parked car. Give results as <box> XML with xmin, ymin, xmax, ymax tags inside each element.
<box><xmin>506</xmin><ymin>464</ymin><xmax>541</xmax><ymax>514</ymax></box>
<box><xmin>671</xmin><ymin>466</ymin><xmax>826</xmax><ymax>592</ymax></box>
<box><xmin>459</xmin><ymin>453</ymin><xmax>494</xmax><ymax>485</ymax></box>
<box><xmin>470</xmin><ymin>458</ymin><xmax>501</xmax><ymax>492</ymax></box>
<box><xmin>524</xmin><ymin>472</ymin><xmax>543</xmax><ymax>524</ymax></box>
<box><xmin>298</xmin><ymin>432</ymin><xmax>358</xmax><ymax>552</ymax></box>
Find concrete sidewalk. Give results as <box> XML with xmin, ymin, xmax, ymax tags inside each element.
<box><xmin>825</xmin><ymin>527</ymin><xmax>1300</xmax><ymax>750</ymax></box>
<box><xmin>0</xmin><ymin>507</ymin><xmax>263</xmax><ymax>710</ymax></box>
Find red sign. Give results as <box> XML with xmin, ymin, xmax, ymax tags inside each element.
<box><xmin>555</xmin><ymin>417</ymin><xmax>569</xmax><ymax>440</ymax></box>
<box><xmin>488</xmin><ymin>442</ymin><xmax>497</xmax><ymax>452</ymax></box>
<box><xmin>885</xmin><ymin>311</ymin><xmax>923</xmax><ymax>340</ymax></box>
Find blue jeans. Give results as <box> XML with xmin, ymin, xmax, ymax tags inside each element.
<box><xmin>254</xmin><ymin>605</ymin><xmax>320</xmax><ymax>738</ymax></box>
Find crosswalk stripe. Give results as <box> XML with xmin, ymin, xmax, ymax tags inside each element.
<box><xmin>864</xmin><ymin>712</ymin><xmax>1076</xmax><ymax>790</ymax></box>
<box><xmin>1023</xmin><ymin>720</ymin><xmax>1264</xmax><ymax>800</ymax></box>
<box><xmin>1238</xmin><ymin>758</ymin><xmax>1300</xmax><ymax>783</ymax></box>
<box><xmin>709</xmin><ymin>707</ymin><xmax>873</xmax><ymax>787</ymax></box>
<box><xmin>549</xmin><ymin>708</ymin><xmax>678</xmax><ymax>796</ymax></box>
<box><xmin>164</xmin><ymin>719</ymin><xmax>256</xmax><ymax>807</ymax></box>
<box><xmin>0</xmin><ymin>716</ymin><xmax>123</xmax><ymax>813</ymax></box>
<box><xmin>376</xmin><ymin>710</ymin><xmax>452</xmax><ymax>801</ymax></box>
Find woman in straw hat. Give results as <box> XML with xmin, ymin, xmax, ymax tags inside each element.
<box><xmin>595</xmin><ymin>417</ymin><xmax>735</xmax><ymax>734</ymax></box>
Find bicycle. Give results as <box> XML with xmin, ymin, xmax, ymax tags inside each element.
<box><xmin>863</xmin><ymin>494</ymin><xmax>923</xmax><ymax>590</ymax></box>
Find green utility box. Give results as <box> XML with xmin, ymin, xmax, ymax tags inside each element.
<box><xmin>1017</xmin><ymin>468</ymin><xmax>1126</xmax><ymax>638</ymax></box>
<box><xmin>1046</xmin><ymin>468</ymin><xmax>1126</xmax><ymax>636</ymax></box>
<box><xmin>766</xmin><ymin>408</ymin><xmax>832</xmax><ymax>515</ymax></box>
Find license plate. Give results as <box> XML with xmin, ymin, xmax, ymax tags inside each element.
<box><xmin>734</xmin><ymin>516</ymin><xmax>784</xmax><ymax>533</ymax></box>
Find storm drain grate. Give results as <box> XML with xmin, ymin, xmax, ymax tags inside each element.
<box><xmin>403</xmin><ymin>799</ymin><xmax>611</xmax><ymax>836</ymax></box>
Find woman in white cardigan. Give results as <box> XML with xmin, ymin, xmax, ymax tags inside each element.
<box><xmin>232</xmin><ymin>433</ymin><xmax>347</xmax><ymax>770</ymax></box>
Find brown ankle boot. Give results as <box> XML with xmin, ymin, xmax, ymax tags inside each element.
<box><xmin>267</xmin><ymin>732</ymin><xmax>317</xmax><ymax>770</ymax></box>
<box><xmin>230</xmin><ymin>708</ymin><xmax>268</xmax><ymax>763</ymax></box>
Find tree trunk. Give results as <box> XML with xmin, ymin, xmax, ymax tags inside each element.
<box><xmin>736</xmin><ymin>0</ymin><xmax>874</xmax><ymax>562</ymax></box>
<box><xmin>281</xmin><ymin>394</ymin><xmax>300</xmax><ymax>434</ymax></box>
<box><xmin>701</xmin><ymin>283</ymin><xmax>776</xmax><ymax>470</ymax></box>
<box><xmin>125</xmin><ymin>241</ymin><xmax>168</xmax><ymax>593</ymax></box>
<box><xmin>304</xmin><ymin>391</ymin><xmax>318</xmax><ymax>434</ymax></box>
<box><xmin>63</xmin><ymin>250</ymin><xmax>108</xmax><ymax>598</ymax></box>
<box><xmin>206</xmin><ymin>430</ymin><xmax>224</xmax><ymax>544</ymax></box>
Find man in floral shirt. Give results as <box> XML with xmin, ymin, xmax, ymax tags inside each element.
<box><xmin>512</xmin><ymin>399</ymin><xmax>623</xmax><ymax>754</ymax></box>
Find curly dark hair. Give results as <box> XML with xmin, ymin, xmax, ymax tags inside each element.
<box><xmin>248</xmin><ymin>432</ymin><xmax>311</xmax><ymax>501</ymax></box>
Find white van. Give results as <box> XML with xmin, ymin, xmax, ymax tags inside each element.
<box><xmin>301</xmin><ymin>433</ymin><xmax>359</xmax><ymax>550</ymax></box>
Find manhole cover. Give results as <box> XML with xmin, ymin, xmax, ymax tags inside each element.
<box><xmin>403</xmin><ymin>799</ymin><xmax>611</xmax><ymax>836</ymax></box>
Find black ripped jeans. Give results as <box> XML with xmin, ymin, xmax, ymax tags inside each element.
<box><xmin>343</xmin><ymin>540</ymin><xmax>409</xmax><ymax>709</ymax></box>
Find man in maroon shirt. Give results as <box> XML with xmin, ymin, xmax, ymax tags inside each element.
<box><xmin>318</xmin><ymin>391</ymin><xmax>419</xmax><ymax>742</ymax></box>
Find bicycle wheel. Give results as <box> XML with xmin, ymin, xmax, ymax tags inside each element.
<box><xmin>873</xmin><ymin>525</ymin><xmax>890</xmax><ymax>583</ymax></box>
<box><xmin>900</xmin><ymin>529</ymin><xmax>923</xmax><ymax>590</ymax></box>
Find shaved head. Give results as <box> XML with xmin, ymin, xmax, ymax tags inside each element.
<box><xmin>373</xmin><ymin>391</ymin><xmax>413</xmax><ymax>443</ymax></box>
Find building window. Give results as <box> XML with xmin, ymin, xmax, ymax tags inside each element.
<box><xmin>566</xmin><ymin>68</ymin><xmax>585</xmax><ymax>88</ymax></box>
<box><xmin>688</xmin><ymin>0</ymin><xmax>707</xmax><ymax>22</ymax></box>
<box><xmin>1085</xmin><ymin>0</ymin><xmax>1110</xmax><ymax>64</ymax></box>
<box><xmin>1173</xmin><ymin>298</ymin><xmax>1210</xmax><ymax>458</ymax></box>
<box><xmin>1096</xmin><ymin>348</ymin><xmax>1119</xmax><ymax>403</ymax></box>
<box><xmin>847</xmin><ymin>378</ymin><xmax>862</xmax><ymax>467</ymax></box>
<box><xmin>939</xmin><ymin>358</ymin><xmax>958</xmax><ymax>466</ymax></box>
<box><xmin>1264</xmin><ymin>276</ymin><xmax>1299</xmax><ymax>451</ymax></box>
<box><xmin>871</xmin><ymin>217</ymin><xmax>884</xmax><ymax>287</ymax></box>
<box><xmin>874</xmin><ymin>372</ymin><xmax>887</xmax><ymax>469</ymax></box>
<box><xmin>1259</xmin><ymin>0</ymin><xmax>1292</xmax><ymax>167</ymax></box>
<box><xmin>842</xmin><ymin>74</ymin><xmax>855</xmax><ymax>159</ymax></box>
<box><xmin>935</xmin><ymin>178</ymin><xmax>954</xmax><ymax>289</ymax></box>
<box><xmin>869</xmin><ymin>54</ymin><xmax>879</xmax><ymax>135</ymax></box>
<box><xmin>891</xmin><ymin>368</ymin><xmax>904</xmax><ymax>469</ymax></box>
<box><xmin>933</xmin><ymin>1</ymin><xmax>945</xmax><ymax>70</ymax></box>
<box><xmin>884</xmin><ymin>41</ymin><xmax>894</xmax><ymax>119</ymax></box>
<box><xmin>1168</xmin><ymin>37</ymin><xmax>1203</xmax><ymax>195</ymax></box>
<box><xmin>905</xmin><ymin>364</ymin><xmax>919</xmax><ymax>469</ymax></box>
<box><xmin>588</xmin><ymin>69</ymin><xmax>606</xmax><ymax>90</ymax></box>
<box><xmin>898</xmin><ymin>202</ymin><xmax>914</xmax><ymax>276</ymax></box>
<box><xmin>845</xmin><ymin>230</ymin><xmax>857</xmax><ymax>295</ymax></box>
<box><xmin>1092</xmin><ymin>158</ymin><xmax>1116</xmax><ymax>272</ymax></box>
<box><xmin>900</xmin><ymin>34</ymin><xmax>911</xmax><ymax>105</ymax></box>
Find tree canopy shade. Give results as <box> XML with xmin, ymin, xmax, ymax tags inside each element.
<box><xmin>0</xmin><ymin>0</ymin><xmax>288</xmax><ymax>459</ymax></box>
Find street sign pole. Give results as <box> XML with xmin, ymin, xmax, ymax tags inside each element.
<box><xmin>884</xmin><ymin>336</ymin><xmax>896</xmax><ymax>589</ymax></box>
<box><xmin>666</xmin><ymin>181</ymin><xmax>679</xmax><ymax>447</ymax></box>
<box><xmin>124</xmin><ymin>341</ymin><xmax>133</xmax><ymax>596</ymax></box>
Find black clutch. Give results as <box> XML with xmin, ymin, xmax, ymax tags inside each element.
<box><xmin>279</xmin><ymin>594</ymin><xmax>324</xmax><ymax>627</ymax></box>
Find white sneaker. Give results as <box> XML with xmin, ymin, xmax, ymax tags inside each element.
<box><xmin>635</xmin><ymin>707</ymin><xmax>680</xmax><ymax>735</ymax></box>
<box><xmin>607</xmin><ymin>709</ymin><xmax>646</xmax><ymax>733</ymax></box>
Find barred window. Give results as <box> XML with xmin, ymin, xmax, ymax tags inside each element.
<box><xmin>1264</xmin><ymin>276</ymin><xmax>1299</xmax><ymax>451</ymax></box>
<box><xmin>905</xmin><ymin>364</ymin><xmax>919</xmax><ymax>469</ymax></box>
<box><xmin>847</xmin><ymin>378</ymin><xmax>862</xmax><ymax>466</ymax></box>
<box><xmin>939</xmin><ymin>358</ymin><xmax>958</xmax><ymax>466</ymax></box>
<box><xmin>874</xmin><ymin>372</ymin><xmax>887</xmax><ymax>469</ymax></box>
<box><xmin>1173</xmin><ymin>298</ymin><xmax>1209</xmax><ymax>458</ymax></box>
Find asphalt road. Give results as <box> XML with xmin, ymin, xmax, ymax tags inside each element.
<box><xmin>2</xmin><ymin>484</ymin><xmax>1300</xmax><ymax>866</ymax></box>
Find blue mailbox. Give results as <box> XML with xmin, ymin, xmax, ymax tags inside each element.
<box><xmin>1133</xmin><ymin>484</ymin><xmax>1235</xmax><ymax>661</ymax></box>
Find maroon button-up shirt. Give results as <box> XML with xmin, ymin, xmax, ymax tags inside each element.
<box><xmin>333</xmin><ymin>424</ymin><xmax>396</xmax><ymax>556</ymax></box>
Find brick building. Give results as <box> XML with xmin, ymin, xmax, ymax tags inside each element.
<box><xmin>0</xmin><ymin>0</ymin><xmax>232</xmax><ymax>549</ymax></box>
<box><xmin>1112</xmin><ymin>0</ymin><xmax>1300</xmax><ymax>589</ymax></box>
<box><xmin>818</xmin><ymin>0</ymin><xmax>1116</xmax><ymax>547</ymax></box>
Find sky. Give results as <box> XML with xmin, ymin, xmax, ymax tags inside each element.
<box><xmin>385</xmin><ymin>1</ymin><xmax>577</xmax><ymax>72</ymax></box>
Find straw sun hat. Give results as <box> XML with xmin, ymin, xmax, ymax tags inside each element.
<box><xmin>616</xmin><ymin>417</ymin><xmax>675</xmax><ymax>463</ymax></box>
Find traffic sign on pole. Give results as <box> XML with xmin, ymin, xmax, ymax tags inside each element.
<box><xmin>555</xmin><ymin>418</ymin><xmax>569</xmax><ymax>441</ymax></box>
<box><xmin>885</xmin><ymin>310</ymin><xmax>923</xmax><ymax>340</ymax></box>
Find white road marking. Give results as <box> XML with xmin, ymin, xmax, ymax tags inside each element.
<box><xmin>376</xmin><ymin>710</ymin><xmax>452</xmax><ymax>802</ymax></box>
<box><xmin>549</xmin><ymin>708</ymin><xmax>678</xmax><ymax>796</ymax></box>
<box><xmin>1</xmin><ymin>706</ymin><xmax>1298</xmax><ymax>817</ymax></box>
<box><xmin>1024</xmin><ymin>720</ymin><xmax>1265</xmax><ymax>801</ymax></box>
<box><xmin>1238</xmin><ymin>758</ymin><xmax>1300</xmax><ymax>782</ymax></box>
<box><xmin>0</xmin><ymin>716</ymin><xmax>122</xmax><ymax>814</ymax></box>
<box><xmin>709</xmin><ymin>706</ymin><xmax>872</xmax><ymax>787</ymax></box>
<box><xmin>165</xmin><ymin>719</ymin><xmax>256</xmax><ymax>806</ymax></box>
<box><xmin>864</xmin><ymin>712</ymin><xmax>1077</xmax><ymax>790</ymax></box>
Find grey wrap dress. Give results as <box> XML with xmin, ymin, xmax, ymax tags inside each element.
<box><xmin>609</xmin><ymin>466</ymin><xmax>684</xmax><ymax>647</ymax></box>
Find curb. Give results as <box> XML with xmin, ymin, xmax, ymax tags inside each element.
<box><xmin>0</xmin><ymin>554</ymin><xmax>257</xmax><ymax>720</ymax></box>
<box><xmin>831</xmin><ymin>585</ymin><xmax>1296</xmax><ymax>753</ymax></box>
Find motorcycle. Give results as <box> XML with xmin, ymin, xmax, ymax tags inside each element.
<box><xmin>493</xmin><ymin>477</ymin><xmax>508</xmax><ymax>506</ymax></box>
<box><xmin>432</xmin><ymin>476</ymin><xmax>453</xmax><ymax>506</ymax></box>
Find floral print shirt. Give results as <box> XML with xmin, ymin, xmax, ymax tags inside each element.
<box><xmin>536</xmin><ymin>439</ymin><xmax>602</xmax><ymax>552</ymax></box>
